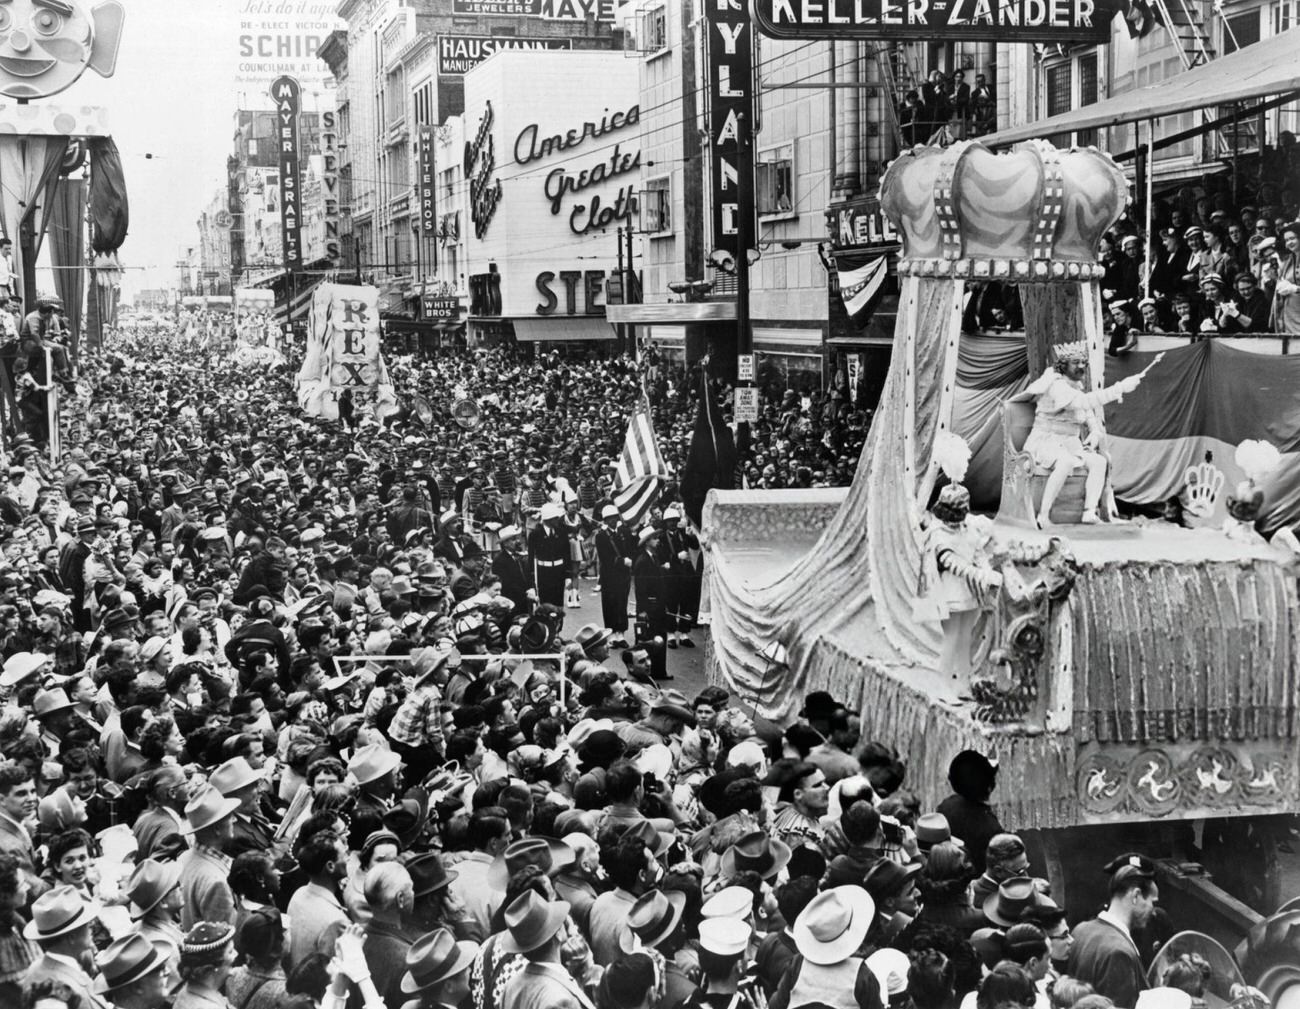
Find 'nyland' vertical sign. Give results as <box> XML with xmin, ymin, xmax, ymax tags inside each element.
<box><xmin>271</xmin><ymin>75</ymin><xmax>303</xmax><ymax>270</ymax></box>
<box><xmin>706</xmin><ymin>0</ymin><xmax>754</xmax><ymax>258</ymax></box>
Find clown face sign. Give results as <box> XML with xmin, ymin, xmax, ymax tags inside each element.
<box><xmin>0</xmin><ymin>0</ymin><xmax>124</xmax><ymax>99</ymax></box>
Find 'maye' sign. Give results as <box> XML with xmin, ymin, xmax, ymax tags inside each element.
<box><xmin>751</xmin><ymin>0</ymin><xmax>1120</xmax><ymax>42</ymax></box>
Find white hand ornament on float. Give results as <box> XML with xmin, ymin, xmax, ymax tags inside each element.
<box><xmin>1182</xmin><ymin>460</ymin><xmax>1225</xmax><ymax>518</ymax></box>
<box><xmin>0</xmin><ymin>0</ymin><xmax>124</xmax><ymax>99</ymax></box>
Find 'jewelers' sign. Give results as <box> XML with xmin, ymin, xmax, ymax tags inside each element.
<box><xmin>751</xmin><ymin>0</ymin><xmax>1119</xmax><ymax>42</ymax></box>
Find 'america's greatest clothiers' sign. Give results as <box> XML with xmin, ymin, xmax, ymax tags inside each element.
<box><xmin>751</xmin><ymin>0</ymin><xmax>1122</xmax><ymax>42</ymax></box>
<box><xmin>514</xmin><ymin>105</ymin><xmax>641</xmax><ymax>237</ymax></box>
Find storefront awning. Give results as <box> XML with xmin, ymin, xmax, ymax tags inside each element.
<box><xmin>605</xmin><ymin>301</ymin><xmax>738</xmax><ymax>324</ymax></box>
<box><xmin>513</xmin><ymin>318</ymin><xmax>615</xmax><ymax>342</ymax></box>
<box><xmin>983</xmin><ymin>28</ymin><xmax>1300</xmax><ymax>147</ymax></box>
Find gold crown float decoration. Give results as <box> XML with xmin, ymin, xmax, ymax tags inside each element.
<box><xmin>880</xmin><ymin>140</ymin><xmax>1128</xmax><ymax>282</ymax></box>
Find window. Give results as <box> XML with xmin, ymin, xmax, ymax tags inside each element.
<box><xmin>644</xmin><ymin>6</ymin><xmax>668</xmax><ymax>53</ymax></box>
<box><xmin>757</xmin><ymin>142</ymin><xmax>795</xmax><ymax>219</ymax></box>
<box><xmin>414</xmin><ymin>80</ymin><xmax>434</xmax><ymax>126</ymax></box>
<box><xmin>385</xmin><ymin>68</ymin><xmax>406</xmax><ymax>126</ymax></box>
<box><xmin>1076</xmin><ymin>53</ymin><xmax>1098</xmax><ymax>147</ymax></box>
<box><xmin>1223</xmin><ymin>9</ymin><xmax>1261</xmax><ymax>52</ymax></box>
<box><xmin>641</xmin><ymin>176</ymin><xmax>671</xmax><ymax>235</ymax></box>
<box><xmin>1043</xmin><ymin>51</ymin><xmax>1099</xmax><ymax>148</ymax></box>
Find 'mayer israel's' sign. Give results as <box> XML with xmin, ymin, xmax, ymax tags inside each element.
<box><xmin>751</xmin><ymin>0</ymin><xmax>1122</xmax><ymax>42</ymax></box>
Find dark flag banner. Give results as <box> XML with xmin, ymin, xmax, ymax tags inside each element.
<box><xmin>832</xmin><ymin>248</ymin><xmax>890</xmax><ymax>327</ymax></box>
<box><xmin>681</xmin><ymin>364</ymin><xmax>738</xmax><ymax>527</ymax></box>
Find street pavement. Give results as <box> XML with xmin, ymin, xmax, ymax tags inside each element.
<box><xmin>559</xmin><ymin>571</ymin><xmax>711</xmax><ymax>698</ymax></box>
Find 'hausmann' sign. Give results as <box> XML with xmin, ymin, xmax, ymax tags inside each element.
<box><xmin>751</xmin><ymin>0</ymin><xmax>1118</xmax><ymax>42</ymax></box>
<box><xmin>438</xmin><ymin>35</ymin><xmax>573</xmax><ymax>75</ymax></box>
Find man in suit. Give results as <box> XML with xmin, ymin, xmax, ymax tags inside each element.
<box><xmin>659</xmin><ymin>508</ymin><xmax>700</xmax><ymax>649</ymax></box>
<box><xmin>593</xmin><ymin>505</ymin><xmax>633</xmax><ymax>647</ymax></box>
<box><xmin>499</xmin><ymin>892</ymin><xmax>592</xmax><ymax>1009</ymax></box>
<box><xmin>1069</xmin><ymin>854</ymin><xmax>1159</xmax><ymax>1009</ymax></box>
<box><xmin>0</xmin><ymin>762</ymin><xmax>42</xmax><ymax>898</ymax></box>
<box><xmin>633</xmin><ymin>527</ymin><xmax>669</xmax><ymax>652</ymax></box>
<box><xmin>491</xmin><ymin>525</ymin><xmax>535</xmax><ymax>618</ymax></box>
<box><xmin>132</xmin><ymin>765</ymin><xmax>189</xmax><ymax>862</ymax></box>
<box><xmin>209</xmin><ymin>756</ymin><xmax>276</xmax><ymax>859</ymax></box>
<box><xmin>57</xmin><ymin>515</ymin><xmax>95</xmax><ymax>633</ymax></box>
<box><xmin>21</xmin><ymin>886</ymin><xmax>109</xmax><ymax>1009</ymax></box>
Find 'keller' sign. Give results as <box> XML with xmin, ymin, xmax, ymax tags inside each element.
<box><xmin>752</xmin><ymin>0</ymin><xmax>1120</xmax><ymax>42</ymax></box>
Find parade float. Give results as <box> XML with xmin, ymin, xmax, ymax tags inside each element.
<box><xmin>702</xmin><ymin>140</ymin><xmax>1300</xmax><ymax>967</ymax></box>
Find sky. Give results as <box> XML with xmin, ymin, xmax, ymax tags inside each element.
<box><xmin>32</xmin><ymin>0</ymin><xmax>340</xmax><ymax>296</ymax></box>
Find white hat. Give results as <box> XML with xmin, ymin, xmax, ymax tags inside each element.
<box><xmin>1136</xmin><ymin>990</ymin><xmax>1194</xmax><ymax>1009</ymax></box>
<box><xmin>701</xmin><ymin>886</ymin><xmax>752</xmax><ymax>921</ymax></box>
<box><xmin>793</xmin><ymin>886</ymin><xmax>875</xmax><ymax>965</ymax></box>
<box><xmin>698</xmin><ymin>917</ymin><xmax>751</xmax><ymax>956</ymax></box>
<box><xmin>499</xmin><ymin>524</ymin><xmax>522</xmax><ymax>541</ymax></box>
<box><xmin>1</xmin><ymin>651</ymin><xmax>45</xmax><ymax>688</ymax></box>
<box><xmin>663</xmin><ymin>507</ymin><xmax>681</xmax><ymax>521</ymax></box>
<box><xmin>601</xmin><ymin>505</ymin><xmax>620</xmax><ymax>520</ymax></box>
<box><xmin>540</xmin><ymin>502</ymin><xmax>564</xmax><ymax>521</ymax></box>
<box><xmin>638</xmin><ymin>527</ymin><xmax>659</xmax><ymax>545</ymax></box>
<box><xmin>440</xmin><ymin>509</ymin><xmax>460</xmax><ymax>525</ymax></box>
<box><xmin>725</xmin><ymin>741</ymin><xmax>768</xmax><ymax>776</ymax></box>
<box><xmin>867</xmin><ymin>948</ymin><xmax>911</xmax><ymax>998</ymax></box>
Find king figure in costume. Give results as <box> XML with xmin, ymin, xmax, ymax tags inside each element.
<box><xmin>915</xmin><ymin>433</ymin><xmax>1003</xmax><ymax>679</ymax></box>
<box><xmin>1022</xmin><ymin>341</ymin><xmax>1150</xmax><ymax>528</ymax></box>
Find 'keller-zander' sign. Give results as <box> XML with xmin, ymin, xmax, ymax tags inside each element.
<box><xmin>751</xmin><ymin>0</ymin><xmax>1120</xmax><ymax>42</ymax></box>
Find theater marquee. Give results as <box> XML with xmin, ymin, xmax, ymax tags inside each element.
<box><xmin>751</xmin><ymin>0</ymin><xmax>1121</xmax><ymax>42</ymax></box>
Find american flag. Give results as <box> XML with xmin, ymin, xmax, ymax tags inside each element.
<box><xmin>612</xmin><ymin>400</ymin><xmax>669</xmax><ymax>526</ymax></box>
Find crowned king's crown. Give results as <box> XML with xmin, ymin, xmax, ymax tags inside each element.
<box><xmin>878</xmin><ymin>140</ymin><xmax>1128</xmax><ymax>283</ymax></box>
<box><xmin>1052</xmin><ymin>340</ymin><xmax>1089</xmax><ymax>363</ymax></box>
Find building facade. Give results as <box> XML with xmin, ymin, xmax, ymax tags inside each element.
<box><xmin>328</xmin><ymin>0</ymin><xmax>625</xmax><ymax>306</ymax></box>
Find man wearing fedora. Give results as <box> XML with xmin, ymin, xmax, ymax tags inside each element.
<box><xmin>93</xmin><ymin>932</ymin><xmax>171</xmax><ymax>1009</ymax></box>
<box><xmin>769</xmin><ymin>885</ymin><xmax>882</xmax><ymax>1009</ymax></box>
<box><xmin>400</xmin><ymin>926</ymin><xmax>479</xmax><ymax>1009</ymax></box>
<box><xmin>348</xmin><ymin>743</ymin><xmax>403</xmax><ymax>823</ymax></box>
<box><xmin>1068</xmin><ymin>854</ymin><xmax>1159</xmax><ymax>1009</ymax></box>
<box><xmin>125</xmin><ymin>858</ymin><xmax>184</xmax><ymax>966</ymax></box>
<box><xmin>593</xmin><ymin>504</ymin><xmax>633</xmax><ymax>647</ymax></box>
<box><xmin>498</xmin><ymin>890</ymin><xmax>591</xmax><ymax>1009</ymax></box>
<box><xmin>21</xmin><ymin>885</ymin><xmax>107</xmax><ymax>1009</ymax></box>
<box><xmin>177</xmin><ymin>785</ymin><xmax>240</xmax><ymax>931</ymax></box>
<box><xmin>864</xmin><ymin>860</ymin><xmax>922</xmax><ymax>947</ymax></box>
<box><xmin>209</xmin><ymin>756</ymin><xmax>276</xmax><ymax>859</ymax></box>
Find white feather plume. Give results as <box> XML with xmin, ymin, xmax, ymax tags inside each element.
<box><xmin>932</xmin><ymin>430</ymin><xmax>972</xmax><ymax>484</ymax></box>
<box><xmin>1235</xmin><ymin>440</ymin><xmax>1282</xmax><ymax>485</ymax></box>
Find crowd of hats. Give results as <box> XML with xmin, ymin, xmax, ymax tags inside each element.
<box><xmin>0</xmin><ymin>322</ymin><xmax>1230</xmax><ymax>1009</ymax></box>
